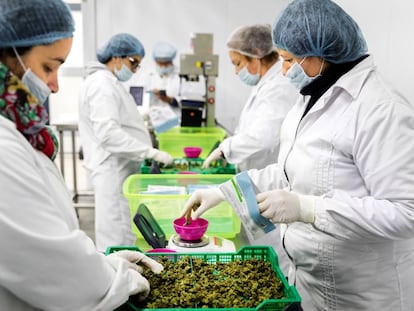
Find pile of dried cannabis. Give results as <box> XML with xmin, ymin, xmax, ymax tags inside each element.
<box><xmin>131</xmin><ymin>256</ymin><xmax>284</xmax><ymax>308</ymax></box>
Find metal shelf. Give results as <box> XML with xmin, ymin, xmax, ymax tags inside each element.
<box><xmin>53</xmin><ymin>122</ymin><xmax>94</xmax><ymax>212</ymax></box>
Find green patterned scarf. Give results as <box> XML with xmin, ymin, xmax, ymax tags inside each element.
<box><xmin>0</xmin><ymin>62</ymin><xmax>58</xmax><ymax>160</ymax></box>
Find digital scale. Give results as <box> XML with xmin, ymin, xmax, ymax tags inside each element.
<box><xmin>134</xmin><ymin>204</ymin><xmax>235</xmax><ymax>253</ymax></box>
<box><xmin>168</xmin><ymin>234</ymin><xmax>235</xmax><ymax>253</ymax></box>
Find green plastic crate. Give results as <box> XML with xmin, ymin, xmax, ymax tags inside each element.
<box><xmin>140</xmin><ymin>158</ymin><xmax>236</xmax><ymax>175</ymax></box>
<box><xmin>106</xmin><ymin>246</ymin><xmax>301</xmax><ymax>311</ymax></box>
<box><xmin>122</xmin><ymin>174</ymin><xmax>241</xmax><ymax>240</ymax></box>
<box><xmin>156</xmin><ymin>126</ymin><xmax>227</xmax><ymax>159</ymax></box>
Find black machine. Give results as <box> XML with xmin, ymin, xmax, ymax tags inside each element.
<box><xmin>180</xmin><ymin>99</ymin><xmax>205</xmax><ymax>127</ymax></box>
<box><xmin>179</xmin><ymin>33</ymin><xmax>219</xmax><ymax>127</ymax></box>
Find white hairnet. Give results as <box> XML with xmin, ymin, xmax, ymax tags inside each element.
<box><xmin>226</xmin><ymin>24</ymin><xmax>275</xmax><ymax>59</ymax></box>
<box><xmin>97</xmin><ymin>33</ymin><xmax>145</xmax><ymax>64</ymax></box>
<box><xmin>0</xmin><ymin>0</ymin><xmax>75</xmax><ymax>48</ymax></box>
<box><xmin>272</xmin><ymin>0</ymin><xmax>368</xmax><ymax>64</ymax></box>
<box><xmin>152</xmin><ymin>41</ymin><xmax>177</xmax><ymax>61</ymax></box>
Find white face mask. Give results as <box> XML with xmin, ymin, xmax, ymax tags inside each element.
<box><xmin>13</xmin><ymin>47</ymin><xmax>51</xmax><ymax>104</ymax></box>
<box><xmin>286</xmin><ymin>57</ymin><xmax>324</xmax><ymax>89</ymax></box>
<box><xmin>156</xmin><ymin>64</ymin><xmax>174</xmax><ymax>76</ymax></box>
<box><xmin>238</xmin><ymin>65</ymin><xmax>260</xmax><ymax>86</ymax></box>
<box><xmin>114</xmin><ymin>63</ymin><xmax>133</xmax><ymax>82</ymax></box>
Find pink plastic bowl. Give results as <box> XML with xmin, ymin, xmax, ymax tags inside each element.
<box><xmin>173</xmin><ymin>217</ymin><xmax>209</xmax><ymax>241</ymax></box>
<box><xmin>183</xmin><ymin>147</ymin><xmax>202</xmax><ymax>158</ymax></box>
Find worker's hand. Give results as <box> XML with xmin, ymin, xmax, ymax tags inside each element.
<box><xmin>202</xmin><ymin>148</ymin><xmax>223</xmax><ymax>169</ymax></box>
<box><xmin>256</xmin><ymin>190</ymin><xmax>315</xmax><ymax>224</ymax></box>
<box><xmin>153</xmin><ymin>89</ymin><xmax>171</xmax><ymax>104</ymax></box>
<box><xmin>108</xmin><ymin>250</ymin><xmax>164</xmax><ymax>274</ymax></box>
<box><xmin>152</xmin><ymin>150</ymin><xmax>174</xmax><ymax>166</ymax></box>
<box><xmin>180</xmin><ymin>188</ymin><xmax>225</xmax><ymax>220</ymax></box>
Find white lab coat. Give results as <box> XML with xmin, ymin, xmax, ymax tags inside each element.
<box><xmin>78</xmin><ymin>62</ymin><xmax>154</xmax><ymax>252</ymax></box>
<box><xmin>137</xmin><ymin>67</ymin><xmax>206</xmax><ymax>113</ymax></box>
<box><xmin>247</xmin><ymin>56</ymin><xmax>414</xmax><ymax>310</ymax></box>
<box><xmin>220</xmin><ymin>61</ymin><xmax>298</xmax><ymax>172</ymax></box>
<box><xmin>145</xmin><ymin>70</ymin><xmax>181</xmax><ymax>107</ymax></box>
<box><xmin>220</xmin><ymin>61</ymin><xmax>298</xmax><ymax>275</ymax></box>
<box><xmin>0</xmin><ymin>117</ymin><xmax>142</xmax><ymax>311</ymax></box>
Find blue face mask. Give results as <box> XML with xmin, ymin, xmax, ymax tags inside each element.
<box><xmin>114</xmin><ymin>63</ymin><xmax>133</xmax><ymax>82</ymax></box>
<box><xmin>285</xmin><ymin>57</ymin><xmax>324</xmax><ymax>89</ymax></box>
<box><xmin>22</xmin><ymin>69</ymin><xmax>52</xmax><ymax>104</ymax></box>
<box><xmin>238</xmin><ymin>65</ymin><xmax>260</xmax><ymax>86</ymax></box>
<box><xmin>156</xmin><ymin>64</ymin><xmax>174</xmax><ymax>76</ymax></box>
<box><xmin>13</xmin><ymin>47</ymin><xmax>51</xmax><ymax>104</ymax></box>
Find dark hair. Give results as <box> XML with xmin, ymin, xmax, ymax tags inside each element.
<box><xmin>245</xmin><ymin>50</ymin><xmax>279</xmax><ymax>66</ymax></box>
<box><xmin>0</xmin><ymin>46</ymin><xmax>32</xmax><ymax>58</ymax></box>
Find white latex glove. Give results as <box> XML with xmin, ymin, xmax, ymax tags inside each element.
<box><xmin>152</xmin><ymin>150</ymin><xmax>174</xmax><ymax>166</ymax></box>
<box><xmin>180</xmin><ymin>188</ymin><xmax>225</xmax><ymax>219</ymax></box>
<box><xmin>256</xmin><ymin>190</ymin><xmax>315</xmax><ymax>224</ymax></box>
<box><xmin>108</xmin><ymin>250</ymin><xmax>164</xmax><ymax>274</ymax></box>
<box><xmin>202</xmin><ymin>148</ymin><xmax>223</xmax><ymax>169</ymax></box>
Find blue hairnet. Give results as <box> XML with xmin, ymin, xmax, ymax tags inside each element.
<box><xmin>97</xmin><ymin>33</ymin><xmax>145</xmax><ymax>64</ymax></box>
<box><xmin>0</xmin><ymin>0</ymin><xmax>75</xmax><ymax>48</ymax></box>
<box><xmin>227</xmin><ymin>24</ymin><xmax>275</xmax><ymax>59</ymax></box>
<box><xmin>152</xmin><ymin>41</ymin><xmax>177</xmax><ymax>61</ymax></box>
<box><xmin>272</xmin><ymin>0</ymin><xmax>368</xmax><ymax>64</ymax></box>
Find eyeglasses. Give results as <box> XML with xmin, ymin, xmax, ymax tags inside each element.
<box><xmin>123</xmin><ymin>56</ymin><xmax>141</xmax><ymax>70</ymax></box>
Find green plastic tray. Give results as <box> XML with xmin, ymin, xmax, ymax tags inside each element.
<box><xmin>157</xmin><ymin>126</ymin><xmax>227</xmax><ymax>159</ymax></box>
<box><xmin>107</xmin><ymin>246</ymin><xmax>301</xmax><ymax>311</ymax></box>
<box><xmin>141</xmin><ymin>158</ymin><xmax>236</xmax><ymax>175</ymax></box>
<box><xmin>122</xmin><ymin>174</ymin><xmax>241</xmax><ymax>240</ymax></box>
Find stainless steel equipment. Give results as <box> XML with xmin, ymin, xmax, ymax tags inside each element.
<box><xmin>179</xmin><ymin>33</ymin><xmax>219</xmax><ymax>127</ymax></box>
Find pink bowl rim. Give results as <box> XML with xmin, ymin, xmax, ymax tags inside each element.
<box><xmin>183</xmin><ymin>147</ymin><xmax>202</xmax><ymax>151</ymax></box>
<box><xmin>173</xmin><ymin>217</ymin><xmax>209</xmax><ymax>228</ymax></box>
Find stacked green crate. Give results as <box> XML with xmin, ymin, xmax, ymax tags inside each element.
<box><xmin>140</xmin><ymin>158</ymin><xmax>236</xmax><ymax>174</ymax></box>
<box><xmin>122</xmin><ymin>174</ymin><xmax>240</xmax><ymax>240</ymax></box>
<box><xmin>157</xmin><ymin>126</ymin><xmax>226</xmax><ymax>159</ymax></box>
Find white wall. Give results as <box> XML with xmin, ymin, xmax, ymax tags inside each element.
<box><xmin>50</xmin><ymin>0</ymin><xmax>414</xmax><ymax>132</ymax></box>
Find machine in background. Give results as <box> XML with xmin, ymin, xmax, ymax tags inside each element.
<box><xmin>179</xmin><ymin>33</ymin><xmax>219</xmax><ymax>127</ymax></box>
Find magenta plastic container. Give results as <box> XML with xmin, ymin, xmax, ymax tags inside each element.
<box><xmin>146</xmin><ymin>248</ymin><xmax>176</xmax><ymax>253</ymax></box>
<box><xmin>173</xmin><ymin>217</ymin><xmax>208</xmax><ymax>241</ymax></box>
<box><xmin>183</xmin><ymin>146</ymin><xmax>202</xmax><ymax>158</ymax></box>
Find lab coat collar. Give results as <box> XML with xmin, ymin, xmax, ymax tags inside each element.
<box><xmin>254</xmin><ymin>60</ymin><xmax>281</xmax><ymax>90</ymax></box>
<box><xmin>302</xmin><ymin>55</ymin><xmax>376</xmax><ymax>117</ymax></box>
<box><xmin>84</xmin><ymin>61</ymin><xmax>116</xmax><ymax>81</ymax></box>
<box><xmin>332</xmin><ymin>55</ymin><xmax>375</xmax><ymax>101</ymax></box>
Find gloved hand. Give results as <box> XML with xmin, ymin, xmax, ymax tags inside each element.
<box><xmin>152</xmin><ymin>150</ymin><xmax>174</xmax><ymax>166</ymax></box>
<box><xmin>202</xmin><ymin>147</ymin><xmax>223</xmax><ymax>169</ymax></box>
<box><xmin>180</xmin><ymin>188</ymin><xmax>225</xmax><ymax>220</ymax></box>
<box><xmin>108</xmin><ymin>250</ymin><xmax>164</xmax><ymax>274</ymax></box>
<box><xmin>256</xmin><ymin>190</ymin><xmax>315</xmax><ymax>224</ymax></box>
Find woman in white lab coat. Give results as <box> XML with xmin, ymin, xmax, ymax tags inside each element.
<box><xmin>130</xmin><ymin>41</ymin><xmax>206</xmax><ymax>131</ymax></box>
<box><xmin>203</xmin><ymin>24</ymin><xmax>298</xmax><ymax>172</ymax></box>
<box><xmin>0</xmin><ymin>1</ymin><xmax>162</xmax><ymax>310</ymax></box>
<box><xmin>182</xmin><ymin>0</ymin><xmax>414</xmax><ymax>310</ymax></box>
<box><xmin>78</xmin><ymin>34</ymin><xmax>173</xmax><ymax>252</ymax></box>
<box><xmin>203</xmin><ymin>24</ymin><xmax>298</xmax><ymax>275</ymax></box>
<box><xmin>146</xmin><ymin>41</ymin><xmax>181</xmax><ymax>110</ymax></box>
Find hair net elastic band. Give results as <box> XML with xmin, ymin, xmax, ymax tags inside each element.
<box><xmin>4</xmin><ymin>32</ymin><xmax>74</xmax><ymax>48</ymax></box>
<box><xmin>227</xmin><ymin>47</ymin><xmax>276</xmax><ymax>59</ymax></box>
